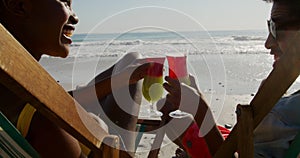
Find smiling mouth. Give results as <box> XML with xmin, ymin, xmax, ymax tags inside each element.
<box><xmin>63</xmin><ymin>29</ymin><xmax>74</xmax><ymax>38</ymax></box>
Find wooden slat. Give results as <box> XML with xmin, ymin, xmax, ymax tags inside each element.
<box><xmin>214</xmin><ymin>45</ymin><xmax>300</xmax><ymax>157</ymax></box>
<box><xmin>147</xmin><ymin>119</ymin><xmax>166</xmax><ymax>158</ymax></box>
<box><xmin>0</xmin><ymin>23</ymin><xmax>119</xmax><ymax>155</ymax></box>
<box><xmin>236</xmin><ymin>105</ymin><xmax>254</xmax><ymax>158</ymax></box>
<box><xmin>101</xmin><ymin>136</ymin><xmax>120</xmax><ymax>158</ymax></box>
<box><xmin>137</xmin><ymin>119</ymin><xmax>161</xmax><ymax>127</ymax></box>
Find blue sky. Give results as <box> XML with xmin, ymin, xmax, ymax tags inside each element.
<box><xmin>72</xmin><ymin>0</ymin><xmax>272</xmax><ymax>34</ymax></box>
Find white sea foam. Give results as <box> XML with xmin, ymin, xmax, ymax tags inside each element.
<box><xmin>59</xmin><ymin>30</ymin><xmax>268</xmax><ymax>58</ymax></box>
<box><xmin>41</xmin><ymin>30</ymin><xmax>300</xmax><ymax>95</ymax></box>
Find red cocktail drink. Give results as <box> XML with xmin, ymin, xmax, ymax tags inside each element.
<box><xmin>167</xmin><ymin>55</ymin><xmax>190</xmax><ymax>85</ymax></box>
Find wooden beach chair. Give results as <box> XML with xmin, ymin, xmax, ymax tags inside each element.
<box><xmin>136</xmin><ymin>117</ymin><xmax>167</xmax><ymax>158</ymax></box>
<box><xmin>213</xmin><ymin>41</ymin><xmax>300</xmax><ymax>157</ymax></box>
<box><xmin>0</xmin><ymin>23</ymin><xmax>120</xmax><ymax>157</ymax></box>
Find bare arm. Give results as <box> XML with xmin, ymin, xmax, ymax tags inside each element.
<box><xmin>193</xmin><ymin>97</ymin><xmax>224</xmax><ymax>156</ymax></box>
<box><xmin>163</xmin><ymin>75</ymin><xmax>224</xmax><ymax>156</ymax></box>
<box><xmin>69</xmin><ymin>62</ymin><xmax>150</xmax><ymax>106</ymax></box>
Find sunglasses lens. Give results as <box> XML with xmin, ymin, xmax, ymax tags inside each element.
<box><xmin>268</xmin><ymin>20</ymin><xmax>276</xmax><ymax>38</ymax></box>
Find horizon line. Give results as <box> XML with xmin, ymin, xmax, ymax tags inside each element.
<box><xmin>74</xmin><ymin>28</ymin><xmax>267</xmax><ymax>35</ymax></box>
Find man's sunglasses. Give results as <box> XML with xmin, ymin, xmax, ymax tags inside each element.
<box><xmin>267</xmin><ymin>19</ymin><xmax>277</xmax><ymax>39</ymax></box>
<box><xmin>268</xmin><ymin>18</ymin><xmax>300</xmax><ymax>39</ymax></box>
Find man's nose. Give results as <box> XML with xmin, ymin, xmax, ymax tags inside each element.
<box><xmin>265</xmin><ymin>33</ymin><xmax>276</xmax><ymax>50</ymax></box>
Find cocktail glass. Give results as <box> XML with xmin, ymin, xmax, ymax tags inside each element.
<box><xmin>167</xmin><ymin>55</ymin><xmax>191</xmax><ymax>118</ymax></box>
<box><xmin>142</xmin><ymin>57</ymin><xmax>165</xmax><ymax>117</ymax></box>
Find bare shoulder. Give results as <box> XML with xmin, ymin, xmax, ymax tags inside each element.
<box><xmin>27</xmin><ymin>111</ymin><xmax>82</xmax><ymax>158</ymax></box>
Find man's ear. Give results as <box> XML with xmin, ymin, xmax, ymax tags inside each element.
<box><xmin>2</xmin><ymin>0</ymin><xmax>31</xmax><ymax>17</ymax></box>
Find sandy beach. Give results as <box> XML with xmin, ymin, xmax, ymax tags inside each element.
<box><xmin>134</xmin><ymin>93</ymin><xmax>253</xmax><ymax>157</ymax></box>
<box><xmin>39</xmin><ymin>53</ymin><xmax>300</xmax><ymax>157</ymax></box>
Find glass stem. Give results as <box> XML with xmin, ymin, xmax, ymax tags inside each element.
<box><xmin>150</xmin><ymin>102</ymin><xmax>155</xmax><ymax>113</ymax></box>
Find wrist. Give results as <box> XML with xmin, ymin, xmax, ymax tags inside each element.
<box><xmin>194</xmin><ymin>98</ymin><xmax>211</xmax><ymax>126</ymax></box>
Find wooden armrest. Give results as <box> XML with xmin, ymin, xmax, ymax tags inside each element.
<box><xmin>137</xmin><ymin>119</ymin><xmax>161</xmax><ymax>126</ymax></box>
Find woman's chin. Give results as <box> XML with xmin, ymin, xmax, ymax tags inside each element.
<box><xmin>48</xmin><ymin>47</ymin><xmax>69</xmax><ymax>58</ymax></box>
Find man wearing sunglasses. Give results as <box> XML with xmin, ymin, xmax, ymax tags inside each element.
<box><xmin>253</xmin><ymin>0</ymin><xmax>300</xmax><ymax>157</ymax></box>
<box><xmin>162</xmin><ymin>0</ymin><xmax>300</xmax><ymax>157</ymax></box>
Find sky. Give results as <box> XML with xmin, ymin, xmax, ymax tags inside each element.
<box><xmin>72</xmin><ymin>0</ymin><xmax>272</xmax><ymax>34</ymax></box>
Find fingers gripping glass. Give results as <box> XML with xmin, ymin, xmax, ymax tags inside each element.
<box><xmin>268</xmin><ymin>19</ymin><xmax>277</xmax><ymax>39</ymax></box>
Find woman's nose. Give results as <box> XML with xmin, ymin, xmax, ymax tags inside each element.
<box><xmin>70</xmin><ymin>11</ymin><xmax>79</xmax><ymax>25</ymax></box>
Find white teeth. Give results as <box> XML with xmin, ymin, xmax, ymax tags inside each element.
<box><xmin>63</xmin><ymin>30</ymin><xmax>73</xmax><ymax>37</ymax></box>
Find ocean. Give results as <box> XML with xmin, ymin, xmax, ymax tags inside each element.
<box><xmin>41</xmin><ymin>30</ymin><xmax>300</xmax><ymax>96</ymax></box>
<box><xmin>69</xmin><ymin>30</ymin><xmax>268</xmax><ymax>58</ymax></box>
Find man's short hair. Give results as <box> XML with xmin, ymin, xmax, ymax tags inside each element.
<box><xmin>263</xmin><ymin>0</ymin><xmax>300</xmax><ymax>20</ymax></box>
